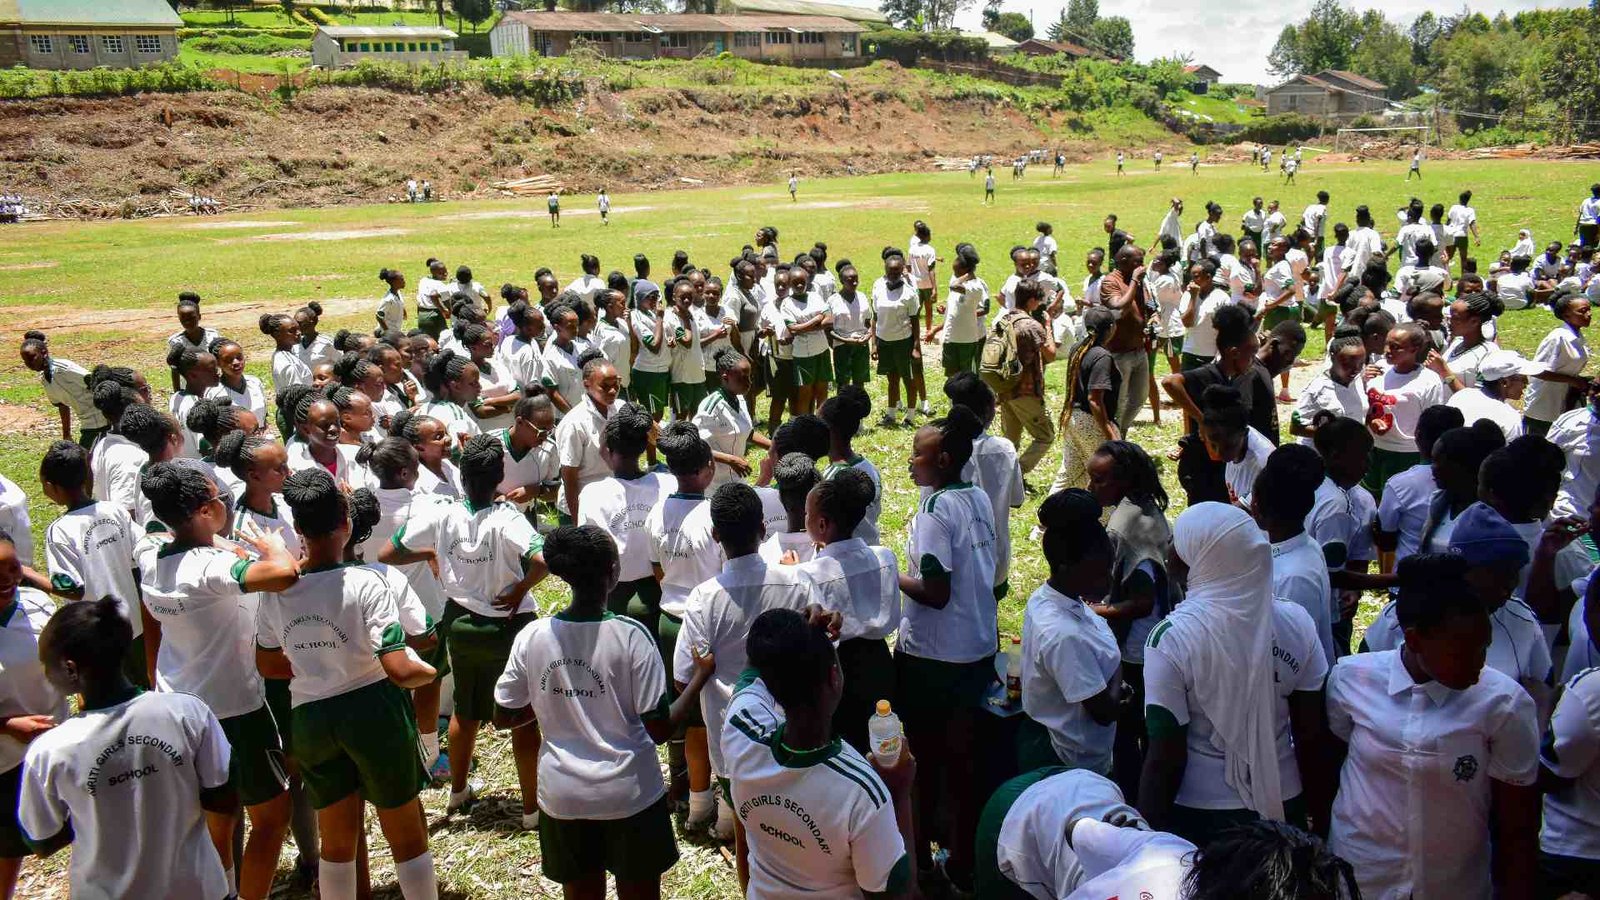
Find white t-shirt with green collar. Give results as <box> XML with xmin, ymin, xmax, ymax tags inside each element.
<box><xmin>134</xmin><ymin>539</ymin><xmax>265</xmax><ymax>719</ymax></box>
<box><xmin>394</xmin><ymin>498</ymin><xmax>545</xmax><ymax>618</ymax></box>
<box><xmin>492</xmin><ymin>609</ymin><xmax>669</xmax><ymax>820</ymax></box>
<box><xmin>900</xmin><ymin>482</ymin><xmax>999</xmax><ymax>664</ymax></box>
<box><xmin>577</xmin><ymin>472</ymin><xmax>676</xmax><ymax>583</ymax></box>
<box><xmin>0</xmin><ymin>588</ymin><xmax>68</xmax><ymax>774</ymax></box>
<box><xmin>256</xmin><ymin>563</ymin><xmax>409</xmax><ymax>708</ymax></box>
<box><xmin>493</xmin><ymin>428</ymin><xmax>560</xmax><ymax>512</ymax></box>
<box><xmin>646</xmin><ymin>492</ymin><xmax>722</xmax><ymax>618</ymax></box>
<box><xmin>45</xmin><ymin>501</ymin><xmax>140</xmax><ymax>636</ymax></box>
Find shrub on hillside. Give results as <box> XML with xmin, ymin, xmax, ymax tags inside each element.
<box><xmin>0</xmin><ymin>63</ymin><xmax>221</xmax><ymax>99</ymax></box>
<box><xmin>1236</xmin><ymin>114</ymin><xmax>1324</xmax><ymax>144</ymax></box>
<box><xmin>300</xmin><ymin>7</ymin><xmax>338</xmax><ymax>26</ymax></box>
<box><xmin>862</xmin><ymin>28</ymin><xmax>988</xmax><ymax>65</ymax></box>
<box><xmin>184</xmin><ymin>34</ymin><xmax>308</xmax><ymax>55</ymax></box>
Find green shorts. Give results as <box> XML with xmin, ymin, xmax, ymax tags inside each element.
<box><xmin>656</xmin><ymin>612</ymin><xmax>702</xmax><ymax>728</ymax></box>
<box><xmin>766</xmin><ymin>358</ymin><xmax>794</xmax><ymax>404</ymax></box>
<box><xmin>975</xmin><ymin>767</ymin><xmax>1072</xmax><ymax>900</ymax></box>
<box><xmin>0</xmin><ymin>766</ymin><xmax>27</xmax><ymax>858</ymax></box>
<box><xmin>1362</xmin><ymin>447</ymin><xmax>1421</xmax><ymax>501</ymax></box>
<box><xmin>539</xmin><ymin>794</ymin><xmax>678</xmax><ymax>884</ymax></box>
<box><xmin>630</xmin><ymin>370</ymin><xmax>670</xmax><ymax>416</ymax></box>
<box><xmin>877</xmin><ymin>337</ymin><xmax>914</xmax><ymax>379</ymax></box>
<box><xmin>416</xmin><ymin>308</ymin><xmax>446</xmax><ymax>340</ymax></box>
<box><xmin>78</xmin><ymin>426</ymin><xmax>108</xmax><ymax>450</ymax></box>
<box><xmin>1150</xmin><ymin>336</ymin><xmax>1184</xmax><ymax>360</ymax></box>
<box><xmin>607</xmin><ymin>576</ymin><xmax>662</xmax><ymax>639</ymax></box>
<box><xmin>671</xmin><ymin>380</ymin><xmax>707</xmax><ymax>416</ymax></box>
<box><xmin>893</xmin><ymin>651</ymin><xmax>995</xmax><ymax>723</ymax></box>
<box><xmin>220</xmin><ymin>702</ymin><xmax>289</xmax><ymax>807</ymax></box>
<box><xmin>792</xmin><ymin>351</ymin><xmax>834</xmax><ymax>386</ymax></box>
<box><xmin>833</xmin><ymin>343</ymin><xmax>870</xmax><ymax>384</ymax></box>
<box><xmin>442</xmin><ymin>600</ymin><xmax>537</xmax><ymax>723</ymax></box>
<box><xmin>1262</xmin><ymin>305</ymin><xmax>1302</xmax><ymax>330</ymax></box>
<box><xmin>292</xmin><ymin>679</ymin><xmax>427</xmax><ymax>810</ymax></box>
<box><xmin>1179</xmin><ymin>352</ymin><xmax>1212</xmax><ymax>371</ymax></box>
<box><xmin>942</xmin><ymin>340</ymin><xmax>982</xmax><ymax>376</ymax></box>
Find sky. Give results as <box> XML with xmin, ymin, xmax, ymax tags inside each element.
<box><xmin>852</xmin><ymin>0</ymin><xmax>1593</xmax><ymax>85</ymax></box>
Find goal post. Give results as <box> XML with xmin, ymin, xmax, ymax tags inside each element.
<box><xmin>1332</xmin><ymin>125</ymin><xmax>1432</xmax><ymax>153</ymax></box>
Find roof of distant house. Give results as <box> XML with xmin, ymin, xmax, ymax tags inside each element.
<box><xmin>973</xmin><ymin>30</ymin><xmax>1019</xmax><ymax>49</ymax></box>
<box><xmin>318</xmin><ymin>25</ymin><xmax>458</xmax><ymax>39</ymax></box>
<box><xmin>499</xmin><ymin>11</ymin><xmax>866</xmax><ymax>33</ymax></box>
<box><xmin>718</xmin><ymin>0</ymin><xmax>889</xmax><ymax>24</ymax></box>
<box><xmin>1014</xmin><ymin>37</ymin><xmax>1113</xmax><ymax>61</ymax></box>
<box><xmin>1183</xmin><ymin>64</ymin><xmax>1222</xmax><ymax>78</ymax></box>
<box><xmin>0</xmin><ymin>0</ymin><xmax>182</xmax><ymax>27</ymax></box>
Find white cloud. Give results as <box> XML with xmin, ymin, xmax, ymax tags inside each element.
<box><xmin>956</xmin><ymin>0</ymin><xmax>1587</xmax><ymax>84</ymax></box>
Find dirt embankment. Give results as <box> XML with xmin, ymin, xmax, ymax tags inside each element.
<box><xmin>0</xmin><ymin>75</ymin><xmax>1159</xmax><ymax>215</ymax></box>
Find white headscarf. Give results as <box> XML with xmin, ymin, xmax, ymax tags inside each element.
<box><xmin>1164</xmin><ymin>502</ymin><xmax>1285</xmax><ymax>821</ymax></box>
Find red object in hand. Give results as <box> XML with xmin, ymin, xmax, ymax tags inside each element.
<box><xmin>1366</xmin><ymin>387</ymin><xmax>1395</xmax><ymax>435</ymax></box>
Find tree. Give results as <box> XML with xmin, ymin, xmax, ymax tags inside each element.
<box><xmin>1091</xmin><ymin>15</ymin><xmax>1132</xmax><ymax>59</ymax></box>
<box><xmin>1064</xmin><ymin>0</ymin><xmax>1098</xmax><ymax>36</ymax></box>
<box><xmin>993</xmin><ymin>10</ymin><xmax>1032</xmax><ymax>42</ymax></box>
<box><xmin>1267</xmin><ymin>0</ymin><xmax>1358</xmax><ymax>77</ymax></box>
<box><xmin>879</xmin><ymin>0</ymin><xmax>926</xmax><ymax>30</ymax></box>
<box><xmin>451</xmin><ymin>0</ymin><xmax>493</xmax><ymax>31</ymax></box>
<box><xmin>1268</xmin><ymin>25</ymin><xmax>1301</xmax><ymax>78</ymax></box>
<box><xmin>1409</xmin><ymin>11</ymin><xmax>1442</xmax><ymax>66</ymax></box>
<box><xmin>981</xmin><ymin>0</ymin><xmax>1002</xmax><ymax>30</ymax></box>
<box><xmin>1351</xmin><ymin>10</ymin><xmax>1417</xmax><ymax>97</ymax></box>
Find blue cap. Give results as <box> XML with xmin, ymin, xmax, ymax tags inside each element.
<box><xmin>1448</xmin><ymin>502</ymin><xmax>1530</xmax><ymax>568</ymax></box>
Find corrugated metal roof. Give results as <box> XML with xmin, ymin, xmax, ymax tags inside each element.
<box><xmin>972</xmin><ymin>30</ymin><xmax>1017</xmax><ymax>49</ymax></box>
<box><xmin>1319</xmin><ymin>69</ymin><xmax>1386</xmax><ymax>91</ymax></box>
<box><xmin>500</xmin><ymin>11</ymin><xmax>864</xmax><ymax>33</ymax></box>
<box><xmin>719</xmin><ymin>0</ymin><xmax>888</xmax><ymax>24</ymax></box>
<box><xmin>5</xmin><ymin>0</ymin><xmax>182</xmax><ymax>27</ymax></box>
<box><xmin>318</xmin><ymin>25</ymin><xmax>458</xmax><ymax>39</ymax></box>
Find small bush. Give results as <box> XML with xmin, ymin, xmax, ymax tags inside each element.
<box><xmin>183</xmin><ymin>34</ymin><xmax>308</xmax><ymax>55</ymax></box>
<box><xmin>0</xmin><ymin>63</ymin><xmax>222</xmax><ymax>99</ymax></box>
<box><xmin>1236</xmin><ymin>113</ymin><xmax>1325</xmax><ymax>144</ymax></box>
<box><xmin>300</xmin><ymin>7</ymin><xmax>337</xmax><ymax>27</ymax></box>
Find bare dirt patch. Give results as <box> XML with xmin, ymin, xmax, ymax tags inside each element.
<box><xmin>249</xmin><ymin>228</ymin><xmax>409</xmax><ymax>243</ymax></box>
<box><xmin>0</xmin><ymin>401</ymin><xmax>54</xmax><ymax>435</ymax></box>
<box><xmin>181</xmin><ymin>220</ymin><xmax>300</xmax><ymax>230</ymax></box>
<box><xmin>0</xmin><ymin>261</ymin><xmax>58</xmax><ymax>272</ymax></box>
<box><xmin>0</xmin><ymin>296</ymin><xmax>369</xmax><ymax>339</ymax></box>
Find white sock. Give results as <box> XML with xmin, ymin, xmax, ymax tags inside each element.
<box><xmin>522</xmin><ymin>810</ymin><xmax>540</xmax><ymax>830</ymax></box>
<box><xmin>449</xmin><ymin>785</ymin><xmax>474</xmax><ymax>807</ymax></box>
<box><xmin>320</xmin><ymin>859</ymin><xmax>358</xmax><ymax>900</ymax></box>
<box><xmin>419</xmin><ymin>731</ymin><xmax>440</xmax><ymax>767</ymax></box>
<box><xmin>394</xmin><ymin>852</ymin><xmax>439</xmax><ymax>900</ymax></box>
<box><xmin>688</xmin><ymin>788</ymin><xmax>715</xmax><ymax>820</ymax></box>
<box><xmin>224</xmin><ymin>865</ymin><xmax>236</xmax><ymax>893</ymax></box>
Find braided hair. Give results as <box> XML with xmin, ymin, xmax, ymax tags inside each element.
<box><xmin>40</xmin><ymin>440</ymin><xmax>89</xmax><ymax>492</ymax></box>
<box><xmin>542</xmin><ymin>525</ymin><xmax>619</xmax><ymax>592</ymax></box>
<box><xmin>281</xmin><ymin>468</ymin><xmax>347</xmax><ymax>539</ymax></box>
<box><xmin>139</xmin><ymin>462</ymin><xmax>216</xmax><ymax>530</ymax></box>
<box><xmin>459</xmin><ymin>433</ymin><xmax>505</xmax><ymax>503</ymax></box>
<box><xmin>773</xmin><ymin>452</ymin><xmax>819</xmax><ymax>516</ymax></box>
<box><xmin>332</xmin><ymin>352</ymin><xmax>377</xmax><ymax>388</ymax></box>
<box><xmin>927</xmin><ymin>405</ymin><xmax>983</xmax><ymax>476</ymax></box>
<box><xmin>91</xmin><ymin>378</ymin><xmax>140</xmax><ymax>427</ymax></box>
<box><xmin>214</xmin><ymin>429</ymin><xmax>276</xmax><ymax>479</ymax></box>
<box><xmin>601</xmin><ymin>402</ymin><xmax>652</xmax><ymax>460</ymax></box>
<box><xmin>1062</xmin><ymin>306</ymin><xmax>1117</xmax><ymax>418</ymax></box>
<box><xmin>347</xmin><ymin>488</ymin><xmax>381</xmax><ymax>551</ymax></box>
<box><xmin>1183</xmin><ymin>820</ymin><xmax>1358</xmax><ymax>900</ymax></box>
<box><xmin>710</xmin><ymin>482</ymin><xmax>763</xmax><ymax>536</ymax></box>
<box><xmin>1090</xmin><ymin>440</ymin><xmax>1168</xmax><ymax>511</ymax></box>
<box><xmin>657</xmin><ymin>420</ymin><xmax>711</xmax><ymax>479</ymax></box>
<box><xmin>186</xmin><ymin>396</ymin><xmax>251</xmax><ymax>449</ymax></box>
<box><xmin>818</xmin><ymin>385</ymin><xmax>871</xmax><ymax>442</ymax></box>
<box><xmin>812</xmin><ymin>466</ymin><xmax>873</xmax><ymax>535</ymax></box>
<box><xmin>355</xmin><ymin>437</ymin><xmax>418</xmax><ymax>489</ymax></box>
<box><xmin>118</xmin><ymin>404</ymin><xmax>179</xmax><ymax>457</ymax></box>
<box><xmin>423</xmin><ymin>349</ymin><xmax>471</xmax><ymax>398</ymax></box>
<box><xmin>388</xmin><ymin>408</ymin><xmax>438</xmax><ymax>446</ymax></box>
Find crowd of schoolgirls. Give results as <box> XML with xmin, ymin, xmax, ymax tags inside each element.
<box><xmin>0</xmin><ymin>185</ymin><xmax>1598</xmax><ymax>900</ymax></box>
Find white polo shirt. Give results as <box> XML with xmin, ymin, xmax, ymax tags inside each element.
<box><xmin>663</xmin><ymin>308</ymin><xmax>704</xmax><ymax>384</ymax></box>
<box><xmin>1541</xmin><ymin>666</ymin><xmax>1600</xmax><ymax>861</ymax></box>
<box><xmin>1225</xmin><ymin>427</ymin><xmax>1274</xmax><ymax>506</ymax></box>
<box><xmin>286</xmin><ymin>440</ymin><xmax>370</xmax><ymax>491</ymax></box>
<box><xmin>1525</xmin><ymin>324</ymin><xmax>1588</xmax><ymax>422</ymax></box>
<box><xmin>1445</xmin><ymin>204</ymin><xmax>1477</xmax><ymax>239</ymax></box>
<box><xmin>695</xmin><ymin>389</ymin><xmax>754</xmax><ymax>488</ymax></box>
<box><xmin>357</xmin><ymin>487</ymin><xmax>447</xmax><ymax>620</ymax></box>
<box><xmin>494</xmin><ymin>429</ymin><xmax>559</xmax><ymax>511</ymax></box>
<box><xmin>828</xmin><ymin>291</ymin><xmax>872</xmax><ymax>343</ymax></box>
<box><xmin>697</xmin><ymin>306</ymin><xmax>732</xmax><ymax>371</ymax></box>
<box><xmin>1376</xmin><ymin>464</ymin><xmax>1434</xmax><ymax>567</ymax></box>
<box><xmin>134</xmin><ymin>540</ymin><xmax>264</xmax><ymax>719</ymax></box>
<box><xmin>871</xmin><ymin>279</ymin><xmax>919</xmax><ymax>342</ymax></box>
<box><xmin>1326</xmin><ymin>650</ymin><xmax>1539</xmax><ymax>900</ymax></box>
<box><xmin>395</xmin><ymin>498</ymin><xmax>544</xmax><ymax>618</ymax></box>
<box><xmin>909</xmin><ymin>241</ymin><xmax>938</xmax><ymax>290</ymax></box>
<box><xmin>673</xmin><ymin>554</ymin><xmax>823</xmax><ymax>774</ymax></box>
<box><xmin>900</xmin><ymin>483</ymin><xmax>999</xmax><ymax>663</ymax></box>
<box><xmin>497</xmin><ymin>334</ymin><xmax>549</xmax><ymax>394</ymax></box>
<box><xmin>782</xmin><ymin>293</ymin><xmax>832</xmax><ymax>359</ymax></box>
<box><xmin>45</xmin><ymin>501</ymin><xmax>138</xmax><ymax>627</ymax></box>
<box><xmin>493</xmin><ymin>610</ymin><xmax>668</xmax><ymax>821</ymax></box>
<box><xmin>646</xmin><ymin>493</ymin><xmax>722</xmax><ymax>618</ymax></box>
<box><xmin>1306</xmin><ymin>477</ymin><xmax>1377</xmax><ymax>571</ymax></box>
<box><xmin>576</xmin><ymin>472</ymin><xmax>676</xmax><ymax>583</ymax></box>
<box><xmin>993</xmin><ymin>768</ymin><xmax>1145</xmax><ymax>900</ymax></box>
<box><xmin>1550</xmin><ymin>406</ymin><xmax>1600</xmax><ymax>517</ymax></box>
<box><xmin>722</xmin><ymin>694</ymin><xmax>907</xmax><ymax>900</ymax></box>
<box><xmin>270</xmin><ymin>348</ymin><xmax>311</xmax><ymax>394</ymax></box>
<box><xmin>1021</xmin><ymin>585</ymin><xmax>1120</xmax><ymax>774</ymax></box>
<box><xmin>1370</xmin><ymin>366</ymin><xmax>1446</xmax><ymax>453</ymax></box>
<box><xmin>1061</xmin><ymin>819</ymin><xmax>1194</xmax><ymax>900</ymax></box>
<box><xmin>19</xmin><ymin>691</ymin><xmax>231</xmax><ymax>900</ymax></box>
<box><xmin>798</xmin><ymin>538</ymin><xmax>898</xmax><ymax>642</ymax></box>
<box><xmin>416</xmin><ymin>276</ymin><xmax>448</xmax><ymax>312</ymax></box>
<box><xmin>90</xmin><ymin>433</ymin><xmax>147</xmax><ymax>517</ymax></box>
<box><xmin>204</xmin><ymin>376</ymin><xmax>269</xmax><ymax>429</ymax></box>
<box><xmin>822</xmin><ymin>454</ymin><xmax>883</xmax><ymax>546</ymax></box>
<box><xmin>256</xmin><ymin>563</ymin><xmax>407</xmax><ymax>708</ymax></box>
<box><xmin>1177</xmin><ymin>288</ymin><xmax>1230</xmax><ymax>359</ymax></box>
<box><xmin>1144</xmin><ymin>600</ymin><xmax>1327</xmax><ymax>809</ymax></box>
<box><xmin>0</xmin><ymin>589</ymin><xmax>67</xmax><ymax>774</ymax></box>
<box><xmin>1272</xmin><ymin>533</ymin><xmax>1336</xmax><ymax>667</ymax></box>
<box><xmin>41</xmin><ymin>357</ymin><xmax>106</xmax><ymax>432</ymax></box>
<box><xmin>944</xmin><ymin>276</ymin><xmax>989</xmax><ymax>345</ymax></box>
<box><xmin>554</xmin><ymin>396</ymin><xmax>614</xmax><ymax>516</ymax></box>
<box><xmin>1292</xmin><ymin>373</ymin><xmax>1365</xmax><ymax>446</ymax></box>
<box><xmin>565</xmin><ymin>274</ymin><xmax>607</xmax><ymax>308</ymax></box>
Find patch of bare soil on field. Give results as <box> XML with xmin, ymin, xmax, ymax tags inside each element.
<box><xmin>0</xmin><ymin>260</ymin><xmax>57</xmax><ymax>271</ymax></box>
<box><xmin>0</xmin><ymin>76</ymin><xmax>1136</xmax><ymax>215</ymax></box>
<box><xmin>246</xmin><ymin>227</ymin><xmax>409</xmax><ymax>242</ymax></box>
<box><xmin>0</xmin><ymin>296</ymin><xmax>368</xmax><ymax>338</ymax></box>
<box><xmin>0</xmin><ymin>401</ymin><xmax>53</xmax><ymax>434</ymax></box>
<box><xmin>180</xmin><ymin>219</ymin><xmax>300</xmax><ymax>229</ymax></box>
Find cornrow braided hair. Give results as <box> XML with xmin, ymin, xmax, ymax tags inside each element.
<box><xmin>355</xmin><ymin>437</ymin><xmax>418</xmax><ymax>487</ymax></box>
<box><xmin>281</xmin><ymin>468</ymin><xmax>348</xmax><ymax>539</ymax></box>
<box><xmin>186</xmin><ymin>396</ymin><xmax>249</xmax><ymax>448</ymax></box>
<box><xmin>388</xmin><ymin>409</ymin><xmax>438</xmax><ymax>445</ymax></box>
<box><xmin>423</xmin><ymin>350</ymin><xmax>470</xmax><ymax>396</ymax></box>
<box><xmin>459</xmin><ymin>433</ymin><xmax>505</xmax><ymax>501</ymax></box>
<box><xmin>333</xmin><ymin>351</ymin><xmax>376</xmax><ymax>387</ymax></box>
<box><xmin>140</xmin><ymin>462</ymin><xmax>217</xmax><ymax>531</ymax></box>
<box><xmin>213</xmin><ymin>429</ymin><xmax>277</xmax><ymax>479</ymax></box>
<box><xmin>347</xmin><ymin>487</ymin><xmax>381</xmax><ymax>551</ymax></box>
<box><xmin>208</xmin><ymin>336</ymin><xmax>238</xmax><ymax>357</ymax></box>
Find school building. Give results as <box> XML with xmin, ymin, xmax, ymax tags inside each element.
<box><xmin>310</xmin><ymin>25</ymin><xmax>468</xmax><ymax>68</ymax></box>
<box><xmin>490</xmin><ymin>11</ymin><xmax>867</xmax><ymax>63</ymax></box>
<box><xmin>0</xmin><ymin>0</ymin><xmax>181</xmax><ymax>70</ymax></box>
<box><xmin>713</xmin><ymin>0</ymin><xmax>889</xmax><ymax>26</ymax></box>
<box><xmin>1265</xmin><ymin>69</ymin><xmax>1389</xmax><ymax>121</ymax></box>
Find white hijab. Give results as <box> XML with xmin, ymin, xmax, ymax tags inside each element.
<box><xmin>1165</xmin><ymin>502</ymin><xmax>1285</xmax><ymax>821</ymax></box>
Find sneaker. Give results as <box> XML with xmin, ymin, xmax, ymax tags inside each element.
<box><xmin>446</xmin><ymin>781</ymin><xmax>481</xmax><ymax>814</ymax></box>
<box><xmin>902</xmin><ymin>410</ymin><xmax>916</xmax><ymax>426</ymax></box>
<box><xmin>713</xmin><ymin>792</ymin><xmax>736</xmax><ymax>843</ymax></box>
<box><xmin>879</xmin><ymin>411</ymin><xmax>898</xmax><ymax>428</ymax></box>
<box><xmin>428</xmin><ymin>750</ymin><xmax>451</xmax><ymax>784</ymax></box>
<box><xmin>684</xmin><ymin>799</ymin><xmax>717</xmax><ymax>835</ymax></box>
<box><xmin>919</xmin><ymin>401</ymin><xmax>936</xmax><ymax>416</ymax></box>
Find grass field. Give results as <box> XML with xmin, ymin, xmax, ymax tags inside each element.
<box><xmin>0</xmin><ymin>157</ymin><xmax>1593</xmax><ymax>897</ymax></box>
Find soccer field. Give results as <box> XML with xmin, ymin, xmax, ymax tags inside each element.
<box><xmin>0</xmin><ymin>157</ymin><xmax>1593</xmax><ymax>897</ymax></box>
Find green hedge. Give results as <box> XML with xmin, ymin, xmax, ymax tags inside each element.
<box><xmin>1235</xmin><ymin>114</ymin><xmax>1326</xmax><ymax>144</ymax></box>
<box><xmin>0</xmin><ymin>63</ymin><xmax>221</xmax><ymax>99</ymax></box>
<box><xmin>179</xmin><ymin>27</ymin><xmax>315</xmax><ymax>40</ymax></box>
<box><xmin>184</xmin><ymin>34</ymin><xmax>308</xmax><ymax>55</ymax></box>
<box><xmin>299</xmin><ymin>7</ymin><xmax>338</xmax><ymax>26</ymax></box>
<box><xmin>862</xmin><ymin>28</ymin><xmax>988</xmax><ymax>64</ymax></box>
<box><xmin>455</xmin><ymin>32</ymin><xmax>491</xmax><ymax>58</ymax></box>
<box><xmin>298</xmin><ymin>57</ymin><xmax>579</xmax><ymax>103</ymax></box>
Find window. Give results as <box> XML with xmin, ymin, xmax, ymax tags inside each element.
<box><xmin>841</xmin><ymin>35</ymin><xmax>856</xmax><ymax>53</ymax></box>
<box><xmin>734</xmin><ymin>32</ymin><xmax>760</xmax><ymax>48</ymax></box>
<box><xmin>68</xmin><ymin>35</ymin><xmax>90</xmax><ymax>54</ymax></box>
<box><xmin>661</xmin><ymin>33</ymin><xmax>689</xmax><ymax>48</ymax></box>
<box><xmin>574</xmin><ymin>31</ymin><xmax>609</xmax><ymax>43</ymax></box>
<box><xmin>764</xmin><ymin>30</ymin><xmax>791</xmax><ymax>44</ymax></box>
<box><xmin>797</xmin><ymin>31</ymin><xmax>823</xmax><ymax>44</ymax></box>
<box><xmin>135</xmin><ymin>34</ymin><xmax>162</xmax><ymax>54</ymax></box>
<box><xmin>430</xmin><ymin>42</ymin><xmax>441</xmax><ymax>51</ymax></box>
<box><xmin>359</xmin><ymin>42</ymin><xmax>371</xmax><ymax>51</ymax></box>
<box><xmin>619</xmin><ymin>32</ymin><xmax>648</xmax><ymax>43</ymax></box>
<box><xmin>28</xmin><ymin>35</ymin><xmax>52</xmax><ymax>54</ymax></box>
<box><xmin>101</xmin><ymin>35</ymin><xmax>124</xmax><ymax>53</ymax></box>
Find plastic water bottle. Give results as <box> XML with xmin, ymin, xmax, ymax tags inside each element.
<box><xmin>1005</xmin><ymin>637</ymin><xmax>1023</xmax><ymax>707</ymax></box>
<box><xmin>868</xmin><ymin>700</ymin><xmax>902</xmax><ymax>766</ymax></box>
